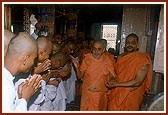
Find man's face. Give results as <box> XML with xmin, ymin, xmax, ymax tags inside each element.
<box><xmin>52</xmin><ymin>45</ymin><xmax>61</xmax><ymax>55</ymax></box>
<box><xmin>51</xmin><ymin>58</ymin><xmax>61</xmax><ymax>69</ymax></box>
<box><xmin>125</xmin><ymin>37</ymin><xmax>138</xmax><ymax>53</ymax></box>
<box><xmin>51</xmin><ymin>57</ymin><xmax>66</xmax><ymax>70</ymax></box>
<box><xmin>23</xmin><ymin>52</ymin><xmax>37</xmax><ymax>73</ymax></box>
<box><xmin>92</xmin><ymin>42</ymin><xmax>105</xmax><ymax>59</ymax></box>
<box><xmin>62</xmin><ymin>45</ymin><xmax>75</xmax><ymax>56</ymax></box>
<box><xmin>38</xmin><ymin>46</ymin><xmax>52</xmax><ymax>63</ymax></box>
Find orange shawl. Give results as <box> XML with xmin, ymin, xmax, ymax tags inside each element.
<box><xmin>108</xmin><ymin>51</ymin><xmax>152</xmax><ymax>111</ymax></box>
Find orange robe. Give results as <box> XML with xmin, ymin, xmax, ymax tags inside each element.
<box><xmin>104</xmin><ymin>51</ymin><xmax>116</xmax><ymax>66</ymax></box>
<box><xmin>108</xmin><ymin>51</ymin><xmax>152</xmax><ymax>111</ymax></box>
<box><xmin>80</xmin><ymin>53</ymin><xmax>116</xmax><ymax>111</ymax></box>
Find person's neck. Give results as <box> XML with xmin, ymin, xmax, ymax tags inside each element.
<box><xmin>125</xmin><ymin>50</ymin><xmax>138</xmax><ymax>55</ymax></box>
<box><xmin>4</xmin><ymin>56</ymin><xmax>20</xmax><ymax>77</ymax></box>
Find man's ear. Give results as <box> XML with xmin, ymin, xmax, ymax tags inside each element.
<box><xmin>23</xmin><ymin>55</ymin><xmax>30</xmax><ymax>66</ymax></box>
<box><xmin>103</xmin><ymin>48</ymin><xmax>106</xmax><ymax>53</ymax></box>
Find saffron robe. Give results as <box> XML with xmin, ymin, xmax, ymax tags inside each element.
<box><xmin>108</xmin><ymin>51</ymin><xmax>152</xmax><ymax>111</ymax></box>
<box><xmin>80</xmin><ymin>53</ymin><xmax>116</xmax><ymax>111</ymax></box>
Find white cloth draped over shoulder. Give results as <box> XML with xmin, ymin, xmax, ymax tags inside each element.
<box><xmin>3</xmin><ymin>67</ymin><xmax>27</xmax><ymax>112</ymax></box>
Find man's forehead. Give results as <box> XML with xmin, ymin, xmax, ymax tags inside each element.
<box><xmin>126</xmin><ymin>37</ymin><xmax>137</xmax><ymax>41</ymax></box>
<box><xmin>94</xmin><ymin>42</ymin><xmax>103</xmax><ymax>47</ymax></box>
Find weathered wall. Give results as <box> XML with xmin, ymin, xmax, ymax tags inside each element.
<box><xmin>120</xmin><ymin>5</ymin><xmax>148</xmax><ymax>53</ymax></box>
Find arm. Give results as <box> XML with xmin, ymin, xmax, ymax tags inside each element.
<box><xmin>75</xmin><ymin>66</ymin><xmax>84</xmax><ymax>80</ymax></box>
<box><xmin>57</xmin><ymin>62</ymin><xmax>71</xmax><ymax>78</ymax></box>
<box><xmin>106</xmin><ymin>64</ymin><xmax>149</xmax><ymax>88</ymax></box>
<box><xmin>108</xmin><ymin>72</ymin><xmax>117</xmax><ymax>81</ymax></box>
<box><xmin>70</xmin><ymin>55</ymin><xmax>84</xmax><ymax>79</ymax></box>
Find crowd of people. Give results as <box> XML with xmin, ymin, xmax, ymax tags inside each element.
<box><xmin>3</xmin><ymin>28</ymin><xmax>152</xmax><ymax>112</ymax></box>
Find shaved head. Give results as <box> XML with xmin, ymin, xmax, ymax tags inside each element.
<box><xmin>94</xmin><ymin>40</ymin><xmax>105</xmax><ymax>48</ymax></box>
<box><xmin>52</xmin><ymin>51</ymin><xmax>69</xmax><ymax>64</ymax></box>
<box><xmin>51</xmin><ymin>51</ymin><xmax>69</xmax><ymax>69</ymax></box>
<box><xmin>37</xmin><ymin>37</ymin><xmax>52</xmax><ymax>50</ymax></box>
<box><xmin>37</xmin><ymin>37</ymin><xmax>52</xmax><ymax>62</ymax></box>
<box><xmin>4</xmin><ymin>29</ymin><xmax>15</xmax><ymax>57</ymax></box>
<box><xmin>5</xmin><ymin>32</ymin><xmax>38</xmax><ymax>75</ymax></box>
<box><xmin>62</xmin><ymin>41</ymin><xmax>76</xmax><ymax>55</ymax></box>
<box><xmin>7</xmin><ymin>32</ymin><xmax>37</xmax><ymax>56</ymax></box>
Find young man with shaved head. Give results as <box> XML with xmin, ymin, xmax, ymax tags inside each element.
<box><xmin>27</xmin><ymin>37</ymin><xmax>53</xmax><ymax>111</ymax></box>
<box><xmin>13</xmin><ymin>36</ymin><xmax>53</xmax><ymax>111</ymax></box>
<box><xmin>3</xmin><ymin>32</ymin><xmax>42</xmax><ymax>112</ymax></box>
<box><xmin>41</xmin><ymin>51</ymin><xmax>71</xmax><ymax>111</ymax></box>
<box><xmin>33</xmin><ymin>37</ymin><xmax>53</xmax><ymax>74</ymax></box>
<box><xmin>71</xmin><ymin>40</ymin><xmax>116</xmax><ymax>111</ymax></box>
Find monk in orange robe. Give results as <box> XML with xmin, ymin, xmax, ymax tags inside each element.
<box><xmin>71</xmin><ymin>40</ymin><xmax>116</xmax><ymax>111</ymax></box>
<box><xmin>106</xmin><ymin>33</ymin><xmax>152</xmax><ymax>111</ymax></box>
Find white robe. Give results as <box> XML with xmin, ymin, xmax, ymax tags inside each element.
<box><xmin>15</xmin><ymin>77</ymin><xmax>46</xmax><ymax>111</ymax></box>
<box><xmin>63</xmin><ymin>64</ymin><xmax>77</xmax><ymax>104</ymax></box>
<box><xmin>52</xmin><ymin>80</ymin><xmax>67</xmax><ymax>111</ymax></box>
<box><xmin>40</xmin><ymin>79</ymin><xmax>67</xmax><ymax>111</ymax></box>
<box><xmin>28</xmin><ymin>80</ymin><xmax>46</xmax><ymax>111</ymax></box>
<box><xmin>3</xmin><ymin>67</ymin><xmax>27</xmax><ymax>112</ymax></box>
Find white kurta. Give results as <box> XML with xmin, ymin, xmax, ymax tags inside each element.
<box><xmin>3</xmin><ymin>67</ymin><xmax>27</xmax><ymax>112</ymax></box>
<box><xmin>63</xmin><ymin>64</ymin><xmax>77</xmax><ymax>104</ymax></box>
